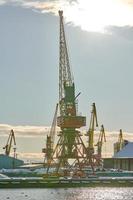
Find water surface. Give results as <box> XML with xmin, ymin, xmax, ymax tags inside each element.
<box><xmin>0</xmin><ymin>188</ymin><xmax>133</xmax><ymax>200</ymax></box>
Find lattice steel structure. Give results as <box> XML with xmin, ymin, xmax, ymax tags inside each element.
<box><xmin>47</xmin><ymin>11</ymin><xmax>94</xmax><ymax>175</ymax></box>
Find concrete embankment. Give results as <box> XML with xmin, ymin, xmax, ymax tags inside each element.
<box><xmin>0</xmin><ymin>177</ymin><xmax>133</xmax><ymax>188</ymax></box>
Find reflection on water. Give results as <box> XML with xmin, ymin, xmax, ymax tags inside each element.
<box><xmin>0</xmin><ymin>187</ymin><xmax>133</xmax><ymax>200</ymax></box>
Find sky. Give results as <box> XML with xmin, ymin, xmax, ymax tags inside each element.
<box><xmin>0</xmin><ymin>0</ymin><xmax>133</xmax><ymax>160</ymax></box>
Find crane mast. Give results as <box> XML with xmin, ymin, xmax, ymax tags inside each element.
<box><xmin>58</xmin><ymin>10</ymin><xmax>75</xmax><ymax>117</ymax></box>
<box><xmin>57</xmin><ymin>10</ymin><xmax>86</xmax><ymax>129</ymax></box>
<box><xmin>3</xmin><ymin>129</ymin><xmax>16</xmax><ymax>156</ymax></box>
<box><xmin>118</xmin><ymin>129</ymin><xmax>124</xmax><ymax>147</ymax></box>
<box><xmin>59</xmin><ymin>10</ymin><xmax>73</xmax><ymax>104</ymax></box>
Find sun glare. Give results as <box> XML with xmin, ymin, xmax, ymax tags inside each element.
<box><xmin>62</xmin><ymin>0</ymin><xmax>133</xmax><ymax>33</ymax></box>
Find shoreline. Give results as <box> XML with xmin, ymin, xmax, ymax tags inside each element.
<box><xmin>0</xmin><ymin>177</ymin><xmax>133</xmax><ymax>188</ymax></box>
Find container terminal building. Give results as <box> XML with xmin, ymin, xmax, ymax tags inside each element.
<box><xmin>104</xmin><ymin>142</ymin><xmax>133</xmax><ymax>171</ymax></box>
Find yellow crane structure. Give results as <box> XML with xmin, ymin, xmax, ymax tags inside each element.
<box><xmin>87</xmin><ymin>103</ymin><xmax>98</xmax><ymax>154</ymax></box>
<box><xmin>83</xmin><ymin>103</ymin><xmax>99</xmax><ymax>169</ymax></box>
<box><xmin>95</xmin><ymin>125</ymin><xmax>106</xmax><ymax>158</ymax></box>
<box><xmin>114</xmin><ymin>129</ymin><xmax>127</xmax><ymax>154</ymax></box>
<box><xmin>86</xmin><ymin>103</ymin><xmax>106</xmax><ymax>168</ymax></box>
<box><xmin>42</xmin><ymin>104</ymin><xmax>58</xmax><ymax>165</ymax></box>
<box><xmin>3</xmin><ymin>129</ymin><xmax>16</xmax><ymax>157</ymax></box>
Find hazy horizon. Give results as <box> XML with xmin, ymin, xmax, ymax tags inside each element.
<box><xmin>0</xmin><ymin>123</ymin><xmax>133</xmax><ymax>161</ymax></box>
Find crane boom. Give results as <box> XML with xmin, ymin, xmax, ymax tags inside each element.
<box><xmin>3</xmin><ymin>129</ymin><xmax>16</xmax><ymax>156</ymax></box>
<box><xmin>59</xmin><ymin>10</ymin><xmax>73</xmax><ymax>103</ymax></box>
<box><xmin>49</xmin><ymin>103</ymin><xmax>58</xmax><ymax>149</ymax></box>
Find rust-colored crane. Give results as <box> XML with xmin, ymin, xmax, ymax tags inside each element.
<box><xmin>3</xmin><ymin>129</ymin><xmax>16</xmax><ymax>156</ymax></box>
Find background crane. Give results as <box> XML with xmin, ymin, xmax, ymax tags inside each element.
<box><xmin>3</xmin><ymin>129</ymin><xmax>16</xmax><ymax>157</ymax></box>
<box><xmin>87</xmin><ymin>103</ymin><xmax>98</xmax><ymax>154</ymax></box>
<box><xmin>114</xmin><ymin>129</ymin><xmax>128</xmax><ymax>154</ymax></box>
<box><xmin>42</xmin><ymin>104</ymin><xmax>58</xmax><ymax>165</ymax></box>
<box><xmin>95</xmin><ymin>125</ymin><xmax>106</xmax><ymax>158</ymax></box>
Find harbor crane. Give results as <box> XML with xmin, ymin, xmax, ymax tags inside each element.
<box><xmin>85</xmin><ymin>104</ymin><xmax>106</xmax><ymax>168</ymax></box>
<box><xmin>3</xmin><ymin>129</ymin><xmax>16</xmax><ymax>157</ymax></box>
<box><xmin>118</xmin><ymin>129</ymin><xmax>124</xmax><ymax>151</ymax></box>
<box><xmin>87</xmin><ymin>103</ymin><xmax>98</xmax><ymax>154</ymax></box>
<box><xmin>47</xmin><ymin>10</ymin><xmax>93</xmax><ymax>176</ymax></box>
<box><xmin>114</xmin><ymin>129</ymin><xmax>128</xmax><ymax>154</ymax></box>
<box><xmin>95</xmin><ymin>125</ymin><xmax>106</xmax><ymax>157</ymax></box>
<box><xmin>42</xmin><ymin>104</ymin><xmax>58</xmax><ymax>165</ymax></box>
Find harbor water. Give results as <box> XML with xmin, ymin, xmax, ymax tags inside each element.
<box><xmin>0</xmin><ymin>188</ymin><xmax>133</xmax><ymax>200</ymax></box>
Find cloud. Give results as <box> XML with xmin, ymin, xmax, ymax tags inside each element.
<box><xmin>4</xmin><ymin>0</ymin><xmax>74</xmax><ymax>15</ymax></box>
<box><xmin>0</xmin><ymin>0</ymin><xmax>6</xmax><ymax>5</ymax></box>
<box><xmin>16</xmin><ymin>152</ymin><xmax>44</xmax><ymax>161</ymax></box>
<box><xmin>2</xmin><ymin>0</ymin><xmax>133</xmax><ymax>33</ymax></box>
<box><xmin>17</xmin><ymin>1</ymin><xmax>60</xmax><ymax>14</ymax></box>
<box><xmin>0</xmin><ymin>124</ymin><xmax>133</xmax><ymax>160</ymax></box>
<box><xmin>105</xmin><ymin>25</ymin><xmax>133</xmax><ymax>40</ymax></box>
<box><xmin>0</xmin><ymin>124</ymin><xmax>51</xmax><ymax>137</ymax></box>
<box><xmin>0</xmin><ymin>123</ymin><xmax>61</xmax><ymax>138</ymax></box>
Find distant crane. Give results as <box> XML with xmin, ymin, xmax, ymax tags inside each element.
<box><xmin>42</xmin><ymin>104</ymin><xmax>58</xmax><ymax>165</ymax></box>
<box><xmin>118</xmin><ymin>129</ymin><xmax>124</xmax><ymax>150</ymax></box>
<box><xmin>87</xmin><ymin>103</ymin><xmax>98</xmax><ymax>154</ymax></box>
<box><xmin>114</xmin><ymin>129</ymin><xmax>128</xmax><ymax>154</ymax></box>
<box><xmin>3</xmin><ymin>129</ymin><xmax>16</xmax><ymax>157</ymax></box>
<box><xmin>95</xmin><ymin>125</ymin><xmax>106</xmax><ymax>158</ymax></box>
